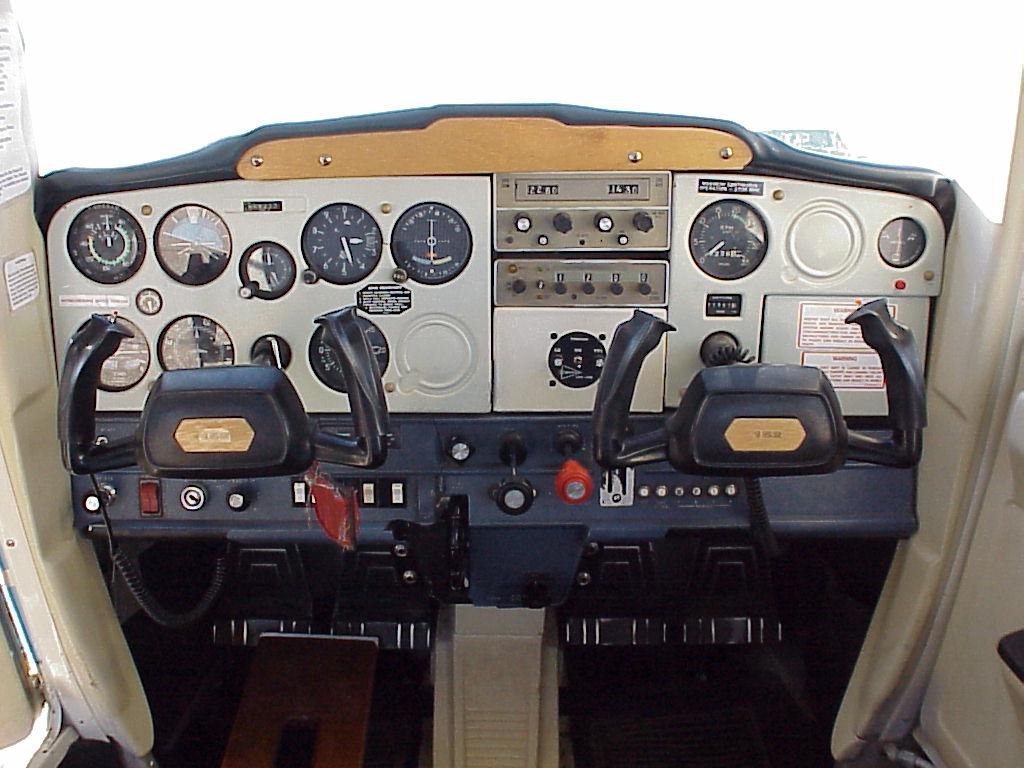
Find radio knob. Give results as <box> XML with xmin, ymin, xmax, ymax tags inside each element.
<box><xmin>581</xmin><ymin>282</ymin><xmax>596</xmax><ymax>295</ymax></box>
<box><xmin>594</xmin><ymin>213</ymin><xmax>615</xmax><ymax>233</ymax></box>
<box><xmin>637</xmin><ymin>282</ymin><xmax>653</xmax><ymax>296</ymax></box>
<box><xmin>554</xmin><ymin>282</ymin><xmax>568</xmax><ymax>295</ymax></box>
<box><xmin>552</xmin><ymin>212</ymin><xmax>573</xmax><ymax>233</ymax></box>
<box><xmin>514</xmin><ymin>214</ymin><xmax>532</xmax><ymax>232</ymax></box>
<box><xmin>609</xmin><ymin>282</ymin><xmax>624</xmax><ymax>296</ymax></box>
<box><xmin>512</xmin><ymin>278</ymin><xmax>527</xmax><ymax>294</ymax></box>
<box><xmin>633</xmin><ymin>212</ymin><xmax>655</xmax><ymax>232</ymax></box>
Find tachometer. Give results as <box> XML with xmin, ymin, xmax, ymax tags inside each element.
<box><xmin>67</xmin><ymin>203</ymin><xmax>146</xmax><ymax>284</ymax></box>
<box><xmin>158</xmin><ymin>315</ymin><xmax>234</xmax><ymax>370</ymax></box>
<box><xmin>95</xmin><ymin>316</ymin><xmax>150</xmax><ymax>391</ymax></box>
<box><xmin>301</xmin><ymin>203</ymin><xmax>382</xmax><ymax>285</ymax></box>
<box><xmin>155</xmin><ymin>205</ymin><xmax>232</xmax><ymax>285</ymax></box>
<box><xmin>878</xmin><ymin>217</ymin><xmax>926</xmax><ymax>268</ymax></box>
<box><xmin>391</xmin><ymin>202</ymin><xmax>472</xmax><ymax>285</ymax></box>
<box><xmin>689</xmin><ymin>200</ymin><xmax>769</xmax><ymax>280</ymax></box>
<box><xmin>308</xmin><ymin>317</ymin><xmax>389</xmax><ymax>392</ymax></box>
<box><xmin>239</xmin><ymin>241</ymin><xmax>296</xmax><ymax>299</ymax></box>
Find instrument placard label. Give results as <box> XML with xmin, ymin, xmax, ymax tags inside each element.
<box><xmin>357</xmin><ymin>284</ymin><xmax>412</xmax><ymax>315</ymax></box>
<box><xmin>698</xmin><ymin>179</ymin><xmax>764</xmax><ymax>196</ymax></box>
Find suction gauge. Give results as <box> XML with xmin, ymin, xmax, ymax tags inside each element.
<box><xmin>155</xmin><ymin>205</ymin><xmax>232</xmax><ymax>285</ymax></box>
<box><xmin>391</xmin><ymin>203</ymin><xmax>472</xmax><ymax>285</ymax></box>
<box><xmin>67</xmin><ymin>203</ymin><xmax>146</xmax><ymax>284</ymax></box>
<box><xmin>878</xmin><ymin>217</ymin><xmax>926</xmax><ymax>268</ymax></box>
<box><xmin>689</xmin><ymin>200</ymin><xmax>769</xmax><ymax>280</ymax></box>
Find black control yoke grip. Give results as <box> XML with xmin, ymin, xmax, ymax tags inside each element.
<box><xmin>593</xmin><ymin>310</ymin><xmax>675</xmax><ymax>467</ymax></box>
<box><xmin>58</xmin><ymin>315</ymin><xmax>138</xmax><ymax>473</ymax></box>
<box><xmin>311</xmin><ymin>307</ymin><xmax>391</xmax><ymax>469</ymax></box>
<box><xmin>845</xmin><ymin>299</ymin><xmax>927</xmax><ymax>467</ymax></box>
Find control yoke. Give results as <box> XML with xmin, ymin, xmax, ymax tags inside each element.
<box><xmin>593</xmin><ymin>299</ymin><xmax>926</xmax><ymax>476</ymax></box>
<box><xmin>59</xmin><ymin>307</ymin><xmax>391</xmax><ymax>477</ymax></box>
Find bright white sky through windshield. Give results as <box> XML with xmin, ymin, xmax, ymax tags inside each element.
<box><xmin>13</xmin><ymin>0</ymin><xmax>1023</xmax><ymax>221</ymax></box>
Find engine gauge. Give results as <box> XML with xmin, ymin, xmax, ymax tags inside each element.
<box><xmin>66</xmin><ymin>203</ymin><xmax>146</xmax><ymax>284</ymax></box>
<box><xmin>154</xmin><ymin>205</ymin><xmax>232</xmax><ymax>285</ymax></box>
<box><xmin>689</xmin><ymin>200</ymin><xmax>769</xmax><ymax>280</ymax></box>
<box><xmin>239</xmin><ymin>241</ymin><xmax>296</xmax><ymax>299</ymax></box>
<box><xmin>391</xmin><ymin>202</ymin><xmax>472</xmax><ymax>285</ymax></box>
<box><xmin>878</xmin><ymin>217</ymin><xmax>926</xmax><ymax>268</ymax></box>
<box><xmin>301</xmin><ymin>204</ymin><xmax>382</xmax><ymax>285</ymax></box>
<box><xmin>158</xmin><ymin>315</ymin><xmax>235</xmax><ymax>370</ymax></box>
<box><xmin>93</xmin><ymin>316</ymin><xmax>150</xmax><ymax>391</ymax></box>
<box><xmin>548</xmin><ymin>332</ymin><xmax>606</xmax><ymax>389</ymax></box>
<box><xmin>308</xmin><ymin>317</ymin><xmax>389</xmax><ymax>393</ymax></box>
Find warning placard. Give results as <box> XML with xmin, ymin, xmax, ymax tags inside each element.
<box><xmin>796</xmin><ymin>301</ymin><xmax>896</xmax><ymax>351</ymax></box>
<box><xmin>802</xmin><ymin>352</ymin><xmax>885</xmax><ymax>390</ymax></box>
<box><xmin>4</xmin><ymin>251</ymin><xmax>37</xmax><ymax>312</ymax></box>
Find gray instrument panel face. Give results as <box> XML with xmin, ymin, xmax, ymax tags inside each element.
<box><xmin>665</xmin><ymin>174</ymin><xmax>944</xmax><ymax>414</ymax></box>
<box><xmin>47</xmin><ymin>170</ymin><xmax>946</xmax><ymax>417</ymax></box>
<box><xmin>48</xmin><ymin>177</ymin><xmax>492</xmax><ymax>413</ymax></box>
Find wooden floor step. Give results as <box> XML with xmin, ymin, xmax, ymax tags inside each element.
<box><xmin>220</xmin><ymin>635</ymin><xmax>378</xmax><ymax>768</ymax></box>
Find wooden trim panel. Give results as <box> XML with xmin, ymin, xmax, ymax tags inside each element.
<box><xmin>237</xmin><ymin>117</ymin><xmax>752</xmax><ymax>180</ymax></box>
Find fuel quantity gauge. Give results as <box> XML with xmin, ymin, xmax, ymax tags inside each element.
<box><xmin>878</xmin><ymin>217</ymin><xmax>926</xmax><ymax>268</ymax></box>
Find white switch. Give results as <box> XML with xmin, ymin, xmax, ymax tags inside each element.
<box><xmin>292</xmin><ymin>481</ymin><xmax>307</xmax><ymax>505</ymax></box>
<box><xmin>361</xmin><ymin>482</ymin><xmax>376</xmax><ymax>506</ymax></box>
<box><xmin>390</xmin><ymin>482</ymin><xmax>405</xmax><ymax>506</ymax></box>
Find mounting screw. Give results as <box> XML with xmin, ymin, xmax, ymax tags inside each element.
<box><xmin>4</xmin><ymin>539</ymin><xmax>14</xmax><ymax>548</ymax></box>
<box><xmin>318</xmin><ymin>153</ymin><xmax>332</xmax><ymax>167</ymax></box>
<box><xmin>384</xmin><ymin>382</ymin><xmax>396</xmax><ymax>393</ymax></box>
<box><xmin>140</xmin><ymin>204</ymin><xmax>153</xmax><ymax>216</ymax></box>
<box><xmin>94</xmin><ymin>435</ymin><xmax>108</xmax><ymax>446</ymax></box>
<box><xmin>250</xmin><ymin>155</ymin><xmax>264</xmax><ymax>167</ymax></box>
<box><xmin>576</xmin><ymin>572</ymin><xmax>592</xmax><ymax>587</ymax></box>
<box><xmin>924</xmin><ymin>270</ymin><xmax>935</xmax><ymax>281</ymax></box>
<box><xmin>585</xmin><ymin>541</ymin><xmax>600</xmax><ymax>557</ymax></box>
<box><xmin>772</xmin><ymin>189</ymin><xmax>785</xmax><ymax>201</ymax></box>
<box><xmin>393</xmin><ymin>543</ymin><xmax>410</xmax><ymax>558</ymax></box>
<box><xmin>720</xmin><ymin>146</ymin><xmax>734</xmax><ymax>159</ymax></box>
<box><xmin>402</xmin><ymin>569</ymin><xmax>418</xmax><ymax>585</ymax></box>
<box><xmin>627</xmin><ymin>150</ymin><xmax>643</xmax><ymax>163</ymax></box>
<box><xmin>392</xmin><ymin>268</ymin><xmax>408</xmax><ymax>283</ymax></box>
<box><xmin>380</xmin><ymin>202</ymin><xmax>393</xmax><ymax>214</ymax></box>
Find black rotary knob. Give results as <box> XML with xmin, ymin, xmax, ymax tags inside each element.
<box><xmin>581</xmin><ymin>282</ymin><xmax>596</xmax><ymax>295</ymax></box>
<box><xmin>609</xmin><ymin>282</ymin><xmax>624</xmax><ymax>296</ymax></box>
<box><xmin>511</xmin><ymin>278</ymin><xmax>527</xmax><ymax>294</ymax></box>
<box><xmin>552</xmin><ymin>212</ymin><xmax>573</xmax><ymax>234</ymax></box>
<box><xmin>637</xmin><ymin>282</ymin><xmax>652</xmax><ymax>296</ymax></box>
<box><xmin>633</xmin><ymin>212</ymin><xmax>655</xmax><ymax>232</ymax></box>
<box><xmin>494</xmin><ymin>477</ymin><xmax>536</xmax><ymax>516</ymax></box>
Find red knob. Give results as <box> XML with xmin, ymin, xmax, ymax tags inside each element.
<box><xmin>554</xmin><ymin>458</ymin><xmax>594</xmax><ymax>505</ymax></box>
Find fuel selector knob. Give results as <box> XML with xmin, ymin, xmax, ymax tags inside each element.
<box><xmin>494</xmin><ymin>477</ymin><xmax>536</xmax><ymax>516</ymax></box>
<box><xmin>552</xmin><ymin>212</ymin><xmax>573</xmax><ymax>234</ymax></box>
<box><xmin>554</xmin><ymin>458</ymin><xmax>593</xmax><ymax>505</ymax></box>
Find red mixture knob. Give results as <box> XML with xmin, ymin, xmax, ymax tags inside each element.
<box><xmin>554</xmin><ymin>458</ymin><xmax>594</xmax><ymax>505</ymax></box>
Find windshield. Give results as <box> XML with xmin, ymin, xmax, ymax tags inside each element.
<box><xmin>14</xmin><ymin>1</ymin><xmax>1023</xmax><ymax>221</ymax></box>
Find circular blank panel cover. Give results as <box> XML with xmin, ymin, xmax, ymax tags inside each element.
<box><xmin>786</xmin><ymin>201</ymin><xmax>862</xmax><ymax>280</ymax></box>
